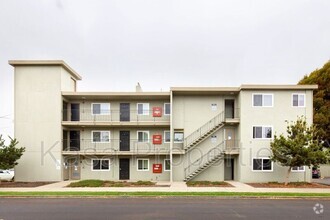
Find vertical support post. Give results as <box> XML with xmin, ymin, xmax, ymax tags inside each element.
<box><xmin>170</xmin><ymin>90</ymin><xmax>173</xmax><ymax>184</ymax></box>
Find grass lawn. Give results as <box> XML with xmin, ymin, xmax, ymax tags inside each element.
<box><xmin>0</xmin><ymin>191</ymin><xmax>330</xmax><ymax>198</ymax></box>
<box><xmin>68</xmin><ymin>180</ymin><xmax>156</xmax><ymax>187</ymax></box>
<box><xmin>186</xmin><ymin>181</ymin><xmax>232</xmax><ymax>187</ymax></box>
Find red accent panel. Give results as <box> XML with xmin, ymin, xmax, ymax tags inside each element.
<box><xmin>153</xmin><ymin>164</ymin><xmax>162</xmax><ymax>173</ymax></box>
<box><xmin>153</xmin><ymin>107</ymin><xmax>162</xmax><ymax>117</ymax></box>
<box><xmin>153</xmin><ymin>135</ymin><xmax>162</xmax><ymax>145</ymax></box>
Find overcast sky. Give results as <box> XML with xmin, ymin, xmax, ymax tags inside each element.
<box><xmin>0</xmin><ymin>0</ymin><xmax>330</xmax><ymax>139</ymax></box>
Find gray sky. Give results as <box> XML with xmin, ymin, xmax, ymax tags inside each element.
<box><xmin>0</xmin><ymin>0</ymin><xmax>330</xmax><ymax>139</ymax></box>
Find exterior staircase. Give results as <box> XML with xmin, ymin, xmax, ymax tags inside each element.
<box><xmin>184</xmin><ymin>111</ymin><xmax>225</xmax><ymax>152</ymax></box>
<box><xmin>184</xmin><ymin>142</ymin><xmax>225</xmax><ymax>182</ymax></box>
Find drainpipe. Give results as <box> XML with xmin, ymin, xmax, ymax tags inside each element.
<box><xmin>170</xmin><ymin>90</ymin><xmax>173</xmax><ymax>183</ymax></box>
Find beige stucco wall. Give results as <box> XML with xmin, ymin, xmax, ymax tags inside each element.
<box><xmin>172</xmin><ymin>95</ymin><xmax>237</xmax><ymax>134</ymax></box>
<box><xmin>61</xmin><ymin>68</ymin><xmax>76</xmax><ymax>92</ymax></box>
<box><xmin>319</xmin><ymin>165</ymin><xmax>330</xmax><ymax>178</ymax></box>
<box><xmin>171</xmin><ymin>95</ymin><xmax>239</xmax><ymax>181</ymax></box>
<box><xmin>14</xmin><ymin>65</ymin><xmax>75</xmax><ymax>181</ymax></box>
<box><xmin>80</xmin><ymin>156</ymin><xmax>170</xmax><ymax>181</ymax></box>
<box><xmin>238</xmin><ymin>90</ymin><xmax>313</xmax><ymax>183</ymax></box>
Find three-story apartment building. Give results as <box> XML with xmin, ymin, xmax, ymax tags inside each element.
<box><xmin>10</xmin><ymin>60</ymin><xmax>317</xmax><ymax>183</ymax></box>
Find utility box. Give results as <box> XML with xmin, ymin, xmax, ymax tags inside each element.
<box><xmin>153</xmin><ymin>164</ymin><xmax>162</xmax><ymax>173</ymax></box>
<box><xmin>153</xmin><ymin>134</ymin><xmax>162</xmax><ymax>145</ymax></box>
<box><xmin>152</xmin><ymin>107</ymin><xmax>162</xmax><ymax>117</ymax></box>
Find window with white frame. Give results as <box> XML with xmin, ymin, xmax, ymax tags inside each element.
<box><xmin>164</xmin><ymin>131</ymin><xmax>171</xmax><ymax>143</ymax></box>
<box><xmin>252</xmin><ymin>158</ymin><xmax>273</xmax><ymax>171</ymax></box>
<box><xmin>292</xmin><ymin>166</ymin><xmax>305</xmax><ymax>172</ymax></box>
<box><xmin>92</xmin><ymin>103</ymin><xmax>110</xmax><ymax>115</ymax></box>
<box><xmin>253</xmin><ymin>94</ymin><xmax>273</xmax><ymax>107</ymax></box>
<box><xmin>92</xmin><ymin>131</ymin><xmax>110</xmax><ymax>142</ymax></box>
<box><xmin>174</xmin><ymin>131</ymin><xmax>184</xmax><ymax>143</ymax></box>
<box><xmin>164</xmin><ymin>103</ymin><xmax>171</xmax><ymax>115</ymax></box>
<box><xmin>137</xmin><ymin>131</ymin><xmax>149</xmax><ymax>143</ymax></box>
<box><xmin>292</xmin><ymin>94</ymin><xmax>305</xmax><ymax>107</ymax></box>
<box><xmin>92</xmin><ymin>159</ymin><xmax>110</xmax><ymax>171</ymax></box>
<box><xmin>164</xmin><ymin>159</ymin><xmax>171</xmax><ymax>171</ymax></box>
<box><xmin>253</xmin><ymin>126</ymin><xmax>272</xmax><ymax>139</ymax></box>
<box><xmin>137</xmin><ymin>103</ymin><xmax>149</xmax><ymax>115</ymax></box>
<box><xmin>137</xmin><ymin>159</ymin><xmax>149</xmax><ymax>171</ymax></box>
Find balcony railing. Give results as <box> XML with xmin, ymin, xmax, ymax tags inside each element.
<box><xmin>62</xmin><ymin>139</ymin><xmax>170</xmax><ymax>154</ymax></box>
<box><xmin>64</xmin><ymin>109</ymin><xmax>170</xmax><ymax>122</ymax></box>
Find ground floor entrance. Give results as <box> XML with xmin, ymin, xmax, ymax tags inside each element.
<box><xmin>119</xmin><ymin>158</ymin><xmax>130</xmax><ymax>180</ymax></box>
<box><xmin>224</xmin><ymin>158</ymin><xmax>234</xmax><ymax>181</ymax></box>
<box><xmin>63</xmin><ymin>156</ymin><xmax>81</xmax><ymax>180</ymax></box>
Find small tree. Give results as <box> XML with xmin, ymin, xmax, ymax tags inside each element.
<box><xmin>0</xmin><ymin>135</ymin><xmax>25</xmax><ymax>171</ymax></box>
<box><xmin>270</xmin><ymin>117</ymin><xmax>329</xmax><ymax>185</ymax></box>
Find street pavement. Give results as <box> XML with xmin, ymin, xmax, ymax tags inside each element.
<box><xmin>0</xmin><ymin>197</ymin><xmax>328</xmax><ymax>220</ymax></box>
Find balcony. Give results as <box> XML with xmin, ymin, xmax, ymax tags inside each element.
<box><xmin>62</xmin><ymin>139</ymin><xmax>170</xmax><ymax>155</ymax></box>
<box><xmin>224</xmin><ymin>108</ymin><xmax>240</xmax><ymax>124</ymax></box>
<box><xmin>62</xmin><ymin>109</ymin><xmax>170</xmax><ymax>127</ymax></box>
<box><xmin>223</xmin><ymin>140</ymin><xmax>240</xmax><ymax>154</ymax></box>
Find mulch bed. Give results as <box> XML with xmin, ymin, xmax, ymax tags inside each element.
<box><xmin>67</xmin><ymin>180</ymin><xmax>167</xmax><ymax>187</ymax></box>
<box><xmin>0</xmin><ymin>181</ymin><xmax>55</xmax><ymax>188</ymax></box>
<box><xmin>186</xmin><ymin>181</ymin><xmax>234</xmax><ymax>187</ymax></box>
<box><xmin>103</xmin><ymin>182</ymin><xmax>160</xmax><ymax>187</ymax></box>
<box><xmin>247</xmin><ymin>182</ymin><xmax>330</xmax><ymax>188</ymax></box>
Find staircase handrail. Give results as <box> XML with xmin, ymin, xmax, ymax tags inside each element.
<box><xmin>184</xmin><ymin>141</ymin><xmax>225</xmax><ymax>178</ymax></box>
<box><xmin>184</xmin><ymin>111</ymin><xmax>225</xmax><ymax>149</ymax></box>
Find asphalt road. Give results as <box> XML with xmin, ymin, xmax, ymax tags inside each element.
<box><xmin>0</xmin><ymin>197</ymin><xmax>328</xmax><ymax>220</ymax></box>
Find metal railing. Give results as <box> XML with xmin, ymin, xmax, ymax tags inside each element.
<box><xmin>184</xmin><ymin>111</ymin><xmax>225</xmax><ymax>149</ymax></box>
<box><xmin>64</xmin><ymin>109</ymin><xmax>170</xmax><ymax>122</ymax></box>
<box><xmin>62</xmin><ymin>139</ymin><xmax>170</xmax><ymax>154</ymax></box>
<box><xmin>183</xmin><ymin>108</ymin><xmax>240</xmax><ymax>150</ymax></box>
<box><xmin>225</xmin><ymin>107</ymin><xmax>240</xmax><ymax>119</ymax></box>
<box><xmin>184</xmin><ymin>140</ymin><xmax>240</xmax><ymax>179</ymax></box>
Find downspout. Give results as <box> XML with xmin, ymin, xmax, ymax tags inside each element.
<box><xmin>170</xmin><ymin>90</ymin><xmax>173</xmax><ymax>183</ymax></box>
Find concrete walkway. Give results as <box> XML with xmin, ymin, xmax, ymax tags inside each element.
<box><xmin>312</xmin><ymin>177</ymin><xmax>330</xmax><ymax>186</ymax></box>
<box><xmin>1</xmin><ymin>181</ymin><xmax>330</xmax><ymax>193</ymax></box>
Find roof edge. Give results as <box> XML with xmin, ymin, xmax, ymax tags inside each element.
<box><xmin>8</xmin><ymin>60</ymin><xmax>82</xmax><ymax>80</ymax></box>
<box><xmin>240</xmin><ymin>84</ymin><xmax>318</xmax><ymax>90</ymax></box>
<box><xmin>62</xmin><ymin>91</ymin><xmax>170</xmax><ymax>96</ymax></box>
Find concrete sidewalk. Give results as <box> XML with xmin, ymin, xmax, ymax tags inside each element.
<box><xmin>1</xmin><ymin>181</ymin><xmax>330</xmax><ymax>193</ymax></box>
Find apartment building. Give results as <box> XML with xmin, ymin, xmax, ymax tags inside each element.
<box><xmin>10</xmin><ymin>60</ymin><xmax>317</xmax><ymax>183</ymax></box>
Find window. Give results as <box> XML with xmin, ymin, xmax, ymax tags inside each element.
<box><xmin>92</xmin><ymin>103</ymin><xmax>110</xmax><ymax>115</ymax></box>
<box><xmin>92</xmin><ymin>131</ymin><xmax>110</xmax><ymax>143</ymax></box>
<box><xmin>137</xmin><ymin>159</ymin><xmax>149</xmax><ymax>171</ymax></box>
<box><xmin>164</xmin><ymin>159</ymin><xmax>171</xmax><ymax>171</ymax></box>
<box><xmin>253</xmin><ymin>94</ymin><xmax>273</xmax><ymax>107</ymax></box>
<box><xmin>137</xmin><ymin>131</ymin><xmax>149</xmax><ymax>143</ymax></box>
<box><xmin>174</xmin><ymin>132</ymin><xmax>184</xmax><ymax>143</ymax></box>
<box><xmin>252</xmin><ymin>158</ymin><xmax>273</xmax><ymax>171</ymax></box>
<box><xmin>292</xmin><ymin>166</ymin><xmax>305</xmax><ymax>172</ymax></box>
<box><xmin>92</xmin><ymin>159</ymin><xmax>110</xmax><ymax>171</ymax></box>
<box><xmin>292</xmin><ymin>94</ymin><xmax>305</xmax><ymax>107</ymax></box>
<box><xmin>137</xmin><ymin>103</ymin><xmax>149</xmax><ymax>115</ymax></box>
<box><xmin>253</xmin><ymin>126</ymin><xmax>272</xmax><ymax>139</ymax></box>
<box><xmin>164</xmin><ymin>131</ymin><xmax>171</xmax><ymax>143</ymax></box>
<box><xmin>164</xmin><ymin>103</ymin><xmax>171</xmax><ymax>115</ymax></box>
